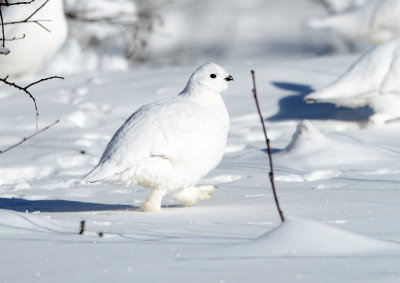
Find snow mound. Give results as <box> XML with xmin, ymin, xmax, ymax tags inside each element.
<box><xmin>304</xmin><ymin>36</ymin><xmax>400</xmax><ymax>125</ymax></box>
<box><xmin>233</xmin><ymin>218</ymin><xmax>400</xmax><ymax>257</ymax></box>
<box><xmin>282</xmin><ymin>120</ymin><xmax>329</xmax><ymax>154</ymax></box>
<box><xmin>275</xmin><ymin>120</ymin><xmax>385</xmax><ymax>171</ymax></box>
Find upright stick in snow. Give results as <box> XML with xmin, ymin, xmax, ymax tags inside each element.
<box><xmin>251</xmin><ymin>70</ymin><xmax>285</xmax><ymax>223</ymax></box>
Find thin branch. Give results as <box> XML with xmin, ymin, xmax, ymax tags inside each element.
<box><xmin>0</xmin><ymin>5</ymin><xmax>5</xmax><ymax>47</ymax></box>
<box><xmin>0</xmin><ymin>75</ymin><xmax>64</xmax><ymax>130</ymax></box>
<box><xmin>0</xmin><ymin>1</ymin><xmax>36</xmax><ymax>6</ymax></box>
<box><xmin>0</xmin><ymin>119</ymin><xmax>59</xmax><ymax>154</ymax></box>
<box><xmin>24</xmin><ymin>75</ymin><xmax>63</xmax><ymax>89</ymax></box>
<box><xmin>24</xmin><ymin>0</ymin><xmax>47</xmax><ymax>21</ymax></box>
<box><xmin>0</xmin><ymin>33</ymin><xmax>25</xmax><ymax>41</ymax></box>
<box><xmin>251</xmin><ymin>70</ymin><xmax>285</xmax><ymax>223</ymax></box>
<box><xmin>2</xmin><ymin>0</ymin><xmax>51</xmax><ymax>33</ymax></box>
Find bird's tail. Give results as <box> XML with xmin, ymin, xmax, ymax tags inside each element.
<box><xmin>82</xmin><ymin>165</ymin><xmax>102</xmax><ymax>183</ymax></box>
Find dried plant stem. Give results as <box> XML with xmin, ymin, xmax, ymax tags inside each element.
<box><xmin>0</xmin><ymin>75</ymin><xmax>63</xmax><ymax>130</ymax></box>
<box><xmin>251</xmin><ymin>70</ymin><xmax>285</xmax><ymax>223</ymax></box>
<box><xmin>1</xmin><ymin>0</ymin><xmax>52</xmax><ymax>34</ymax></box>
<box><xmin>0</xmin><ymin>1</ymin><xmax>36</xmax><ymax>6</ymax></box>
<box><xmin>0</xmin><ymin>5</ymin><xmax>5</xmax><ymax>48</ymax></box>
<box><xmin>79</xmin><ymin>220</ymin><xmax>85</xmax><ymax>235</ymax></box>
<box><xmin>0</xmin><ymin>119</ymin><xmax>59</xmax><ymax>154</ymax></box>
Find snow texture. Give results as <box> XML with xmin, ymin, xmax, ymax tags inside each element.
<box><xmin>1</xmin><ymin>56</ymin><xmax>400</xmax><ymax>283</ymax></box>
<box><xmin>0</xmin><ymin>0</ymin><xmax>68</xmax><ymax>80</ymax></box>
<box><xmin>308</xmin><ymin>0</ymin><xmax>400</xmax><ymax>44</ymax></box>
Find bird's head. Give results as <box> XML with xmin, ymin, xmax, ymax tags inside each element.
<box><xmin>182</xmin><ymin>62</ymin><xmax>233</xmax><ymax>95</ymax></box>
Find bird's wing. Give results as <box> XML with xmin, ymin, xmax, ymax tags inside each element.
<box><xmin>84</xmin><ymin>102</ymin><xmax>163</xmax><ymax>182</ymax></box>
<box><xmin>84</xmin><ymin>95</ymin><xmax>227</xmax><ymax>183</ymax></box>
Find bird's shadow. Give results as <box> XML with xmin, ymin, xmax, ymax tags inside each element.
<box><xmin>0</xmin><ymin>198</ymin><xmax>184</xmax><ymax>213</ymax></box>
<box><xmin>268</xmin><ymin>82</ymin><xmax>373</xmax><ymax>121</ymax></box>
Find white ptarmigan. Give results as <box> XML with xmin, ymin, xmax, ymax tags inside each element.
<box><xmin>304</xmin><ymin>36</ymin><xmax>400</xmax><ymax>125</ymax></box>
<box><xmin>0</xmin><ymin>0</ymin><xmax>68</xmax><ymax>80</ymax></box>
<box><xmin>84</xmin><ymin>63</ymin><xmax>233</xmax><ymax>212</ymax></box>
<box><xmin>308</xmin><ymin>0</ymin><xmax>400</xmax><ymax>44</ymax></box>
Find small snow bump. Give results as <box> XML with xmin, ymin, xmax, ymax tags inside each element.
<box><xmin>275</xmin><ymin>174</ymin><xmax>304</xmax><ymax>182</ymax></box>
<box><xmin>204</xmin><ymin>174</ymin><xmax>244</xmax><ymax>184</ymax></box>
<box><xmin>303</xmin><ymin>170</ymin><xmax>341</xmax><ymax>182</ymax></box>
<box><xmin>225</xmin><ymin>144</ymin><xmax>245</xmax><ymax>153</ymax></box>
<box><xmin>14</xmin><ymin>183</ymin><xmax>31</xmax><ymax>191</ymax></box>
<box><xmin>75</xmin><ymin>87</ymin><xmax>89</xmax><ymax>96</ymax></box>
<box><xmin>66</xmin><ymin>111</ymin><xmax>87</xmax><ymax>128</ymax></box>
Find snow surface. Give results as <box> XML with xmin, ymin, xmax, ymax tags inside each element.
<box><xmin>1</xmin><ymin>0</ymin><xmax>400</xmax><ymax>282</ymax></box>
<box><xmin>1</xmin><ymin>55</ymin><xmax>400</xmax><ymax>283</ymax></box>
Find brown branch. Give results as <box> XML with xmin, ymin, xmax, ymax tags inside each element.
<box><xmin>0</xmin><ymin>75</ymin><xmax>64</xmax><ymax>129</ymax></box>
<box><xmin>251</xmin><ymin>70</ymin><xmax>285</xmax><ymax>223</ymax></box>
<box><xmin>24</xmin><ymin>75</ymin><xmax>63</xmax><ymax>89</ymax></box>
<box><xmin>0</xmin><ymin>119</ymin><xmax>59</xmax><ymax>154</ymax></box>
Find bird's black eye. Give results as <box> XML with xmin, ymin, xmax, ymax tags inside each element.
<box><xmin>210</xmin><ymin>74</ymin><xmax>217</xmax><ymax>79</ymax></box>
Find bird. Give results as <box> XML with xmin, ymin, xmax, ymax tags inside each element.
<box><xmin>83</xmin><ymin>63</ymin><xmax>233</xmax><ymax>212</ymax></box>
<box><xmin>0</xmin><ymin>0</ymin><xmax>68</xmax><ymax>80</ymax></box>
<box><xmin>307</xmin><ymin>0</ymin><xmax>400</xmax><ymax>45</ymax></box>
<box><xmin>304</xmin><ymin>36</ymin><xmax>400</xmax><ymax>125</ymax></box>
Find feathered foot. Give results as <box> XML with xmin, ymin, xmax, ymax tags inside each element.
<box><xmin>173</xmin><ymin>185</ymin><xmax>217</xmax><ymax>206</ymax></box>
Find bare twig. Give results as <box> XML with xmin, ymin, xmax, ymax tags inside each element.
<box><xmin>65</xmin><ymin>0</ymin><xmax>169</xmax><ymax>62</ymax></box>
<box><xmin>0</xmin><ymin>5</ymin><xmax>5</xmax><ymax>47</ymax></box>
<box><xmin>0</xmin><ymin>33</ymin><xmax>25</xmax><ymax>41</ymax></box>
<box><xmin>0</xmin><ymin>119</ymin><xmax>59</xmax><ymax>154</ymax></box>
<box><xmin>0</xmin><ymin>1</ymin><xmax>36</xmax><ymax>6</ymax></box>
<box><xmin>251</xmin><ymin>70</ymin><xmax>285</xmax><ymax>223</ymax></box>
<box><xmin>79</xmin><ymin>220</ymin><xmax>86</xmax><ymax>235</ymax></box>
<box><xmin>2</xmin><ymin>0</ymin><xmax>52</xmax><ymax>33</ymax></box>
<box><xmin>0</xmin><ymin>75</ymin><xmax>64</xmax><ymax>130</ymax></box>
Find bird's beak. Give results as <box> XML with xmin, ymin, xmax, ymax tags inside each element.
<box><xmin>224</xmin><ymin>75</ymin><xmax>233</xmax><ymax>81</ymax></box>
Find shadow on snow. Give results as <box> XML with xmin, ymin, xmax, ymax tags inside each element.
<box><xmin>0</xmin><ymin>198</ymin><xmax>137</xmax><ymax>213</ymax></box>
<box><xmin>0</xmin><ymin>198</ymin><xmax>185</xmax><ymax>213</ymax></box>
<box><xmin>268</xmin><ymin>82</ymin><xmax>373</xmax><ymax>121</ymax></box>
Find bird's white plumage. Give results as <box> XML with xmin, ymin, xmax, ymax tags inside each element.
<box><xmin>308</xmin><ymin>0</ymin><xmax>400</xmax><ymax>44</ymax></box>
<box><xmin>0</xmin><ymin>0</ymin><xmax>68</xmax><ymax>80</ymax></box>
<box><xmin>84</xmin><ymin>63</ymin><xmax>232</xmax><ymax>211</ymax></box>
<box><xmin>305</xmin><ymin>36</ymin><xmax>400</xmax><ymax>124</ymax></box>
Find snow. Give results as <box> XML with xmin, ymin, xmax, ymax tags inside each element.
<box><xmin>0</xmin><ymin>0</ymin><xmax>68</xmax><ymax>80</ymax></box>
<box><xmin>307</xmin><ymin>0</ymin><xmax>400</xmax><ymax>44</ymax></box>
<box><xmin>1</xmin><ymin>55</ymin><xmax>400</xmax><ymax>283</ymax></box>
<box><xmin>305</xmin><ymin>36</ymin><xmax>400</xmax><ymax>125</ymax></box>
<box><xmin>1</xmin><ymin>0</ymin><xmax>400</xmax><ymax>282</ymax></box>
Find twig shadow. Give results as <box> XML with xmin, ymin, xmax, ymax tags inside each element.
<box><xmin>268</xmin><ymin>82</ymin><xmax>373</xmax><ymax>121</ymax></box>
